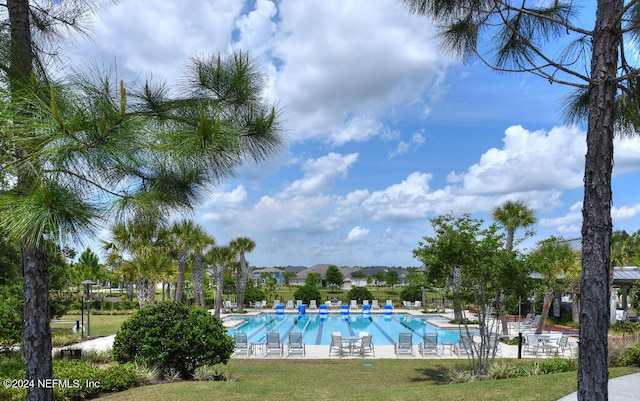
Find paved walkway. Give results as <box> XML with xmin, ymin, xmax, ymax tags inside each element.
<box><xmin>556</xmin><ymin>373</ymin><xmax>640</xmax><ymax>401</ymax></box>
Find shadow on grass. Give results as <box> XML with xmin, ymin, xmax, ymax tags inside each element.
<box><xmin>409</xmin><ymin>364</ymin><xmax>451</xmax><ymax>383</ymax></box>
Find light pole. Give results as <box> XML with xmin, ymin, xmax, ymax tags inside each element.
<box><xmin>81</xmin><ymin>280</ymin><xmax>95</xmax><ymax>338</ymax></box>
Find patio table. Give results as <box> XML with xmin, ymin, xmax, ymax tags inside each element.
<box><xmin>341</xmin><ymin>336</ymin><xmax>361</xmax><ymax>355</ymax></box>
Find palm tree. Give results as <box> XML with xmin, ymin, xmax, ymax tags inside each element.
<box><xmin>491</xmin><ymin>200</ymin><xmax>537</xmax><ymax>334</ymax></box>
<box><xmin>230</xmin><ymin>237</ymin><xmax>256</xmax><ymax>312</ymax></box>
<box><xmin>206</xmin><ymin>245</ymin><xmax>236</xmax><ymax>318</ymax></box>
<box><xmin>168</xmin><ymin>220</ymin><xmax>198</xmax><ymax>303</ymax></box>
<box><xmin>105</xmin><ymin>220</ymin><xmax>170</xmax><ymax>307</ymax></box>
<box><xmin>491</xmin><ymin>200</ymin><xmax>537</xmax><ymax>253</ymax></box>
<box><xmin>528</xmin><ymin>237</ymin><xmax>580</xmax><ymax>332</ymax></box>
<box><xmin>191</xmin><ymin>227</ymin><xmax>215</xmax><ymax>308</ymax></box>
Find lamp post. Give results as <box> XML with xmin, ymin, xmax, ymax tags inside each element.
<box><xmin>81</xmin><ymin>280</ymin><xmax>95</xmax><ymax>338</ymax></box>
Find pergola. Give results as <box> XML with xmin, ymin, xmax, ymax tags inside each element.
<box><xmin>613</xmin><ymin>266</ymin><xmax>640</xmax><ymax>311</ymax></box>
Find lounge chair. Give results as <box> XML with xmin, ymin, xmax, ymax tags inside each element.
<box><xmin>233</xmin><ymin>333</ymin><xmax>250</xmax><ymax>357</ymax></box>
<box><xmin>287</xmin><ymin>332</ymin><xmax>305</xmax><ymax>357</ymax></box>
<box><xmin>413</xmin><ymin>301</ymin><xmax>422</xmax><ymax>309</ymax></box>
<box><xmin>309</xmin><ymin>300</ymin><xmax>317</xmax><ymax>309</ymax></box>
<box><xmin>385</xmin><ymin>300</ymin><xmax>393</xmax><ymax>307</ymax></box>
<box><xmin>418</xmin><ymin>333</ymin><xmax>440</xmax><ymax>357</ymax></box>
<box><xmin>455</xmin><ymin>335</ymin><xmax>474</xmax><ymax>357</ymax></box>
<box><xmin>273</xmin><ymin>299</ymin><xmax>281</xmax><ymax>308</ymax></box>
<box><xmin>329</xmin><ymin>333</ymin><xmax>343</xmax><ymax>357</ymax></box>
<box><xmin>265</xmin><ymin>332</ymin><xmax>284</xmax><ymax>357</ymax></box>
<box><xmin>522</xmin><ymin>315</ymin><xmax>542</xmax><ymax>331</ymax></box>
<box><xmin>296</xmin><ymin>300</ymin><xmax>303</xmax><ymax>308</ymax></box>
<box><xmin>371</xmin><ymin>300</ymin><xmax>380</xmax><ymax>310</ymax></box>
<box><xmin>363</xmin><ymin>300</ymin><xmax>370</xmax><ymax>308</ymax></box>
<box><xmin>395</xmin><ymin>333</ymin><xmax>415</xmax><ymax>356</ymax></box>
<box><xmin>350</xmin><ymin>299</ymin><xmax>358</xmax><ymax>310</ymax></box>
<box><xmin>286</xmin><ymin>300</ymin><xmax>294</xmax><ymax>309</ymax></box>
<box><xmin>359</xmin><ymin>335</ymin><xmax>375</xmax><ymax>357</ymax></box>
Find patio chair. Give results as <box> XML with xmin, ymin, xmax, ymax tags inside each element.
<box><xmin>309</xmin><ymin>300</ymin><xmax>317</xmax><ymax>309</ymax></box>
<box><xmin>350</xmin><ymin>299</ymin><xmax>358</xmax><ymax>310</ymax></box>
<box><xmin>488</xmin><ymin>334</ymin><xmax>502</xmax><ymax>357</ymax></box>
<box><xmin>359</xmin><ymin>335</ymin><xmax>375</xmax><ymax>358</ymax></box>
<box><xmin>395</xmin><ymin>333</ymin><xmax>415</xmax><ymax>357</ymax></box>
<box><xmin>363</xmin><ymin>300</ymin><xmax>370</xmax><ymax>308</ymax></box>
<box><xmin>413</xmin><ymin>301</ymin><xmax>422</xmax><ymax>309</ymax></box>
<box><xmin>296</xmin><ymin>300</ymin><xmax>303</xmax><ymax>308</ymax></box>
<box><xmin>521</xmin><ymin>315</ymin><xmax>542</xmax><ymax>331</ymax></box>
<box><xmin>557</xmin><ymin>334</ymin><xmax>575</xmax><ymax>357</ymax></box>
<box><xmin>287</xmin><ymin>332</ymin><xmax>305</xmax><ymax>357</ymax></box>
<box><xmin>273</xmin><ymin>299</ymin><xmax>280</xmax><ymax>308</ymax></box>
<box><xmin>286</xmin><ymin>300</ymin><xmax>294</xmax><ymax>309</ymax></box>
<box><xmin>523</xmin><ymin>333</ymin><xmax>541</xmax><ymax>356</ymax></box>
<box><xmin>329</xmin><ymin>333</ymin><xmax>344</xmax><ymax>357</ymax></box>
<box><xmin>265</xmin><ymin>332</ymin><xmax>284</xmax><ymax>357</ymax></box>
<box><xmin>455</xmin><ymin>335</ymin><xmax>474</xmax><ymax>357</ymax></box>
<box><xmin>418</xmin><ymin>333</ymin><xmax>440</xmax><ymax>357</ymax></box>
<box><xmin>233</xmin><ymin>333</ymin><xmax>250</xmax><ymax>357</ymax></box>
<box><xmin>371</xmin><ymin>300</ymin><xmax>380</xmax><ymax>310</ymax></box>
<box><xmin>385</xmin><ymin>300</ymin><xmax>393</xmax><ymax>307</ymax></box>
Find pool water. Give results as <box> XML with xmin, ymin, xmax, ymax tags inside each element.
<box><xmin>225</xmin><ymin>313</ymin><xmax>470</xmax><ymax>345</ymax></box>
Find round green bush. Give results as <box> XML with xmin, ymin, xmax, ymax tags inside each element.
<box><xmin>400</xmin><ymin>285</ymin><xmax>422</xmax><ymax>302</ymax></box>
<box><xmin>112</xmin><ymin>302</ymin><xmax>234</xmax><ymax>378</ymax></box>
<box><xmin>293</xmin><ymin>285</ymin><xmax>321</xmax><ymax>305</ymax></box>
<box><xmin>347</xmin><ymin>286</ymin><xmax>373</xmax><ymax>304</ymax></box>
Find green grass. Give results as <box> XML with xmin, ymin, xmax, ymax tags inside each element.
<box><xmin>53</xmin><ymin>314</ymin><xmax>131</xmax><ymax>337</ymax></box>
<box><xmin>97</xmin><ymin>360</ymin><xmax>639</xmax><ymax>401</ymax></box>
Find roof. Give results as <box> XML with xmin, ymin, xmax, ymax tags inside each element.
<box><xmin>613</xmin><ymin>266</ymin><xmax>640</xmax><ymax>285</ymax></box>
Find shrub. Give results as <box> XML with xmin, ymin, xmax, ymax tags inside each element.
<box><xmin>293</xmin><ymin>285</ymin><xmax>321</xmax><ymax>305</ymax></box>
<box><xmin>99</xmin><ymin>363</ymin><xmax>139</xmax><ymax>392</ymax></box>
<box><xmin>347</xmin><ymin>286</ymin><xmax>373</xmax><ymax>304</ymax></box>
<box><xmin>400</xmin><ymin>285</ymin><xmax>422</xmax><ymax>302</ymax></box>
<box><xmin>620</xmin><ymin>341</ymin><xmax>640</xmax><ymax>366</ymax></box>
<box><xmin>53</xmin><ymin>359</ymin><xmax>102</xmax><ymax>401</ymax></box>
<box><xmin>112</xmin><ymin>302</ymin><xmax>235</xmax><ymax>378</ymax></box>
<box><xmin>488</xmin><ymin>360</ymin><xmax>519</xmax><ymax>379</ymax></box>
<box><xmin>537</xmin><ymin>358</ymin><xmax>576</xmax><ymax>374</ymax></box>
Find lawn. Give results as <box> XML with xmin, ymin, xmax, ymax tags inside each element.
<box><xmin>97</xmin><ymin>360</ymin><xmax>639</xmax><ymax>401</ymax></box>
<box><xmin>53</xmin><ymin>314</ymin><xmax>131</xmax><ymax>338</ymax></box>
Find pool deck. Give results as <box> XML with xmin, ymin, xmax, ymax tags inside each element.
<box><xmin>56</xmin><ymin>307</ymin><xmax>578</xmax><ymax>360</ymax></box>
<box><xmin>222</xmin><ymin>307</ymin><xmax>578</xmax><ymax>360</ymax></box>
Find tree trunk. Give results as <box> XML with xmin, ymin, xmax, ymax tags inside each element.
<box><xmin>21</xmin><ymin>242</ymin><xmax>53</xmax><ymax>401</ymax></box>
<box><xmin>136</xmin><ymin>277</ymin><xmax>149</xmax><ymax>308</ymax></box>
<box><xmin>193</xmin><ymin>253</ymin><xmax>206</xmax><ymax>308</ymax></box>
<box><xmin>572</xmin><ymin>282</ymin><xmax>581</xmax><ymax>325</ymax></box>
<box><xmin>175</xmin><ymin>250</ymin><xmax>187</xmax><ymax>303</ymax></box>
<box><xmin>578</xmin><ymin>1</ymin><xmax>620</xmax><ymax>399</ymax></box>
<box><xmin>536</xmin><ymin>290</ymin><xmax>554</xmax><ymax>333</ymax></box>
<box><xmin>237</xmin><ymin>254</ymin><xmax>248</xmax><ymax>312</ymax></box>
<box><xmin>8</xmin><ymin>1</ymin><xmax>52</xmax><ymax>399</ymax></box>
<box><xmin>214</xmin><ymin>264</ymin><xmax>224</xmax><ymax>318</ymax></box>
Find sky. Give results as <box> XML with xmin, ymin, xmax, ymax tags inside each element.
<box><xmin>65</xmin><ymin>0</ymin><xmax>640</xmax><ymax>267</ymax></box>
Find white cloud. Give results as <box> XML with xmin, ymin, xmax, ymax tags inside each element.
<box><xmin>282</xmin><ymin>153</ymin><xmax>358</xmax><ymax>196</ymax></box>
<box><xmin>452</xmin><ymin>125</ymin><xmax>585</xmax><ymax>195</ymax></box>
<box><xmin>345</xmin><ymin>226</ymin><xmax>369</xmax><ymax>243</ymax></box>
<box><xmin>389</xmin><ymin>129</ymin><xmax>427</xmax><ymax>159</ymax></box>
<box><xmin>271</xmin><ymin>0</ymin><xmax>450</xmax><ymax>144</ymax></box>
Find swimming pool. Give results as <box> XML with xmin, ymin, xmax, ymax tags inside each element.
<box><xmin>225</xmin><ymin>313</ymin><xmax>471</xmax><ymax>345</ymax></box>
